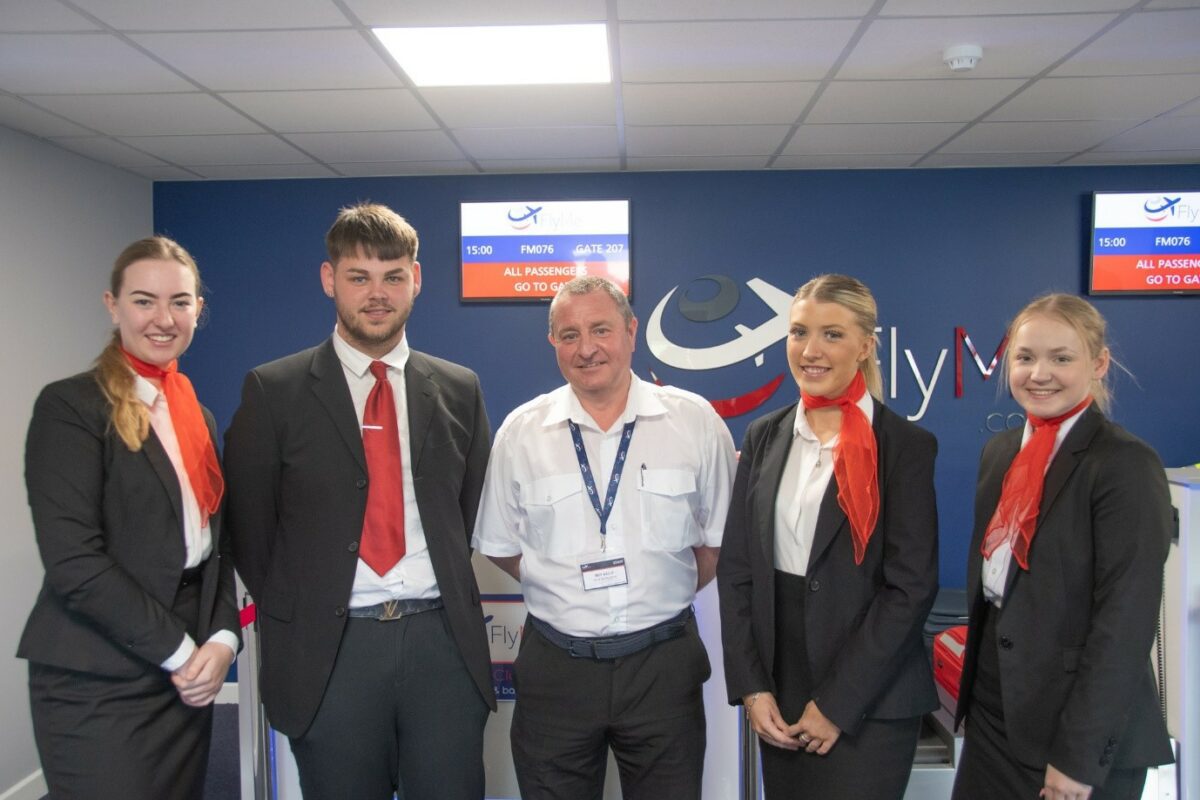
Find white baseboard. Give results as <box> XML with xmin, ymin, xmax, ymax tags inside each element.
<box><xmin>0</xmin><ymin>769</ymin><xmax>46</xmax><ymax>800</ymax></box>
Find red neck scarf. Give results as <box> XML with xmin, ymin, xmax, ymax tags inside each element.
<box><xmin>122</xmin><ymin>349</ymin><xmax>224</xmax><ymax>525</ymax></box>
<box><xmin>801</xmin><ymin>371</ymin><xmax>878</xmax><ymax>565</ymax></box>
<box><xmin>981</xmin><ymin>396</ymin><xmax>1092</xmax><ymax>570</ymax></box>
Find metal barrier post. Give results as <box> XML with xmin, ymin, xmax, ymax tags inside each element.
<box><xmin>741</xmin><ymin>708</ymin><xmax>761</xmax><ymax>800</ymax></box>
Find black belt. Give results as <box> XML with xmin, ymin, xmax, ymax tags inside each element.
<box><xmin>531</xmin><ymin>606</ymin><xmax>694</xmax><ymax>660</ymax></box>
<box><xmin>178</xmin><ymin>564</ymin><xmax>205</xmax><ymax>589</ymax></box>
<box><xmin>348</xmin><ymin>597</ymin><xmax>443</xmax><ymax>621</ymax></box>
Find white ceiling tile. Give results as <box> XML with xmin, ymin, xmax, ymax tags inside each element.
<box><xmin>0</xmin><ymin>96</ymin><xmax>93</xmax><ymax>136</ymax></box>
<box><xmin>68</xmin><ymin>0</ymin><xmax>350</xmax><ymax>30</ymax></box>
<box><xmin>191</xmin><ymin>163</ymin><xmax>339</xmax><ymax>179</ymax></box>
<box><xmin>131</xmin><ymin>30</ymin><xmax>402</xmax><ymax>91</ymax></box>
<box><xmin>1144</xmin><ymin>0</ymin><xmax>1200</xmax><ymax>8</ymax></box>
<box><xmin>30</xmin><ymin>93</ymin><xmax>263</xmax><ymax>136</ymax></box>
<box><xmin>1065</xmin><ymin>148</ymin><xmax>1200</xmax><ymax>163</ymax></box>
<box><xmin>939</xmin><ymin>119</ymin><xmax>1135</xmax><ymax>152</ymax></box>
<box><xmin>118</xmin><ymin>133</ymin><xmax>312</xmax><ymax>164</ymax></box>
<box><xmin>478</xmin><ymin>158</ymin><xmax>621</xmax><ymax>173</ymax></box>
<box><xmin>988</xmin><ymin>75</ymin><xmax>1200</xmax><ymax>121</ymax></box>
<box><xmin>1052</xmin><ymin>9</ymin><xmax>1200</xmax><ymax>76</ymax></box>
<box><xmin>617</xmin><ymin>0</ymin><xmax>875</xmax><ymax>20</ymax></box>
<box><xmin>0</xmin><ymin>0</ymin><xmax>99</xmax><ymax>31</ymax></box>
<box><xmin>881</xmin><ymin>0</ymin><xmax>1132</xmax><ymax>14</ymax></box>
<box><xmin>919</xmin><ymin>151</ymin><xmax>1077</xmax><ymax>167</ymax></box>
<box><xmin>839</xmin><ymin>15</ymin><xmax>1117</xmax><ymax>80</ymax></box>
<box><xmin>454</xmin><ymin>126</ymin><xmax>617</xmax><ymax>159</ymax></box>
<box><xmin>626</xmin><ymin>155</ymin><xmax>771</xmax><ymax>170</ymax></box>
<box><xmin>620</xmin><ymin>20</ymin><xmax>858</xmax><ymax>82</ymax></box>
<box><xmin>626</xmin><ymin>125</ymin><xmax>789</xmax><ymax>156</ymax></box>
<box><xmin>623</xmin><ymin>82</ymin><xmax>817</xmax><ymax>125</ymax></box>
<box><xmin>809</xmin><ymin>79</ymin><xmax>1024</xmax><ymax>123</ymax></box>
<box><xmin>783</xmin><ymin>122</ymin><xmax>963</xmax><ymax>154</ymax></box>
<box><xmin>422</xmin><ymin>85</ymin><xmax>615</xmax><ymax>128</ymax></box>
<box><xmin>128</xmin><ymin>165</ymin><xmax>200</xmax><ymax>180</ymax></box>
<box><xmin>48</xmin><ymin>135</ymin><xmax>168</xmax><ymax>166</ymax></box>
<box><xmin>285</xmin><ymin>130</ymin><xmax>463</xmax><ymax>162</ymax></box>
<box><xmin>344</xmin><ymin>0</ymin><xmax>605</xmax><ymax>26</ymax></box>
<box><xmin>1093</xmin><ymin>115</ymin><xmax>1200</xmax><ymax>150</ymax></box>
<box><xmin>328</xmin><ymin>161</ymin><xmax>478</xmax><ymax>176</ymax></box>
<box><xmin>0</xmin><ymin>33</ymin><xmax>194</xmax><ymax>93</ymax></box>
<box><xmin>1167</xmin><ymin>96</ymin><xmax>1200</xmax><ymax>116</ymax></box>
<box><xmin>221</xmin><ymin>89</ymin><xmax>436</xmax><ymax>133</ymax></box>
<box><xmin>772</xmin><ymin>153</ymin><xmax>918</xmax><ymax>168</ymax></box>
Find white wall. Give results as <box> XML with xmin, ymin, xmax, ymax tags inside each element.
<box><xmin>0</xmin><ymin>125</ymin><xmax>151</xmax><ymax>797</ymax></box>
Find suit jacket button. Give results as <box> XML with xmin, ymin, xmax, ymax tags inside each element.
<box><xmin>998</xmin><ymin>635</ymin><xmax>1014</xmax><ymax>650</ymax></box>
<box><xmin>335</xmin><ymin>606</ymin><xmax>346</xmax><ymax>617</ymax></box>
<box><xmin>348</xmin><ymin>542</ymin><xmax>359</xmax><ymax>552</ymax></box>
<box><xmin>356</xmin><ymin>478</ymin><xmax>367</xmax><ymax>489</ymax></box>
<box><xmin>809</xmin><ymin>579</ymin><xmax>821</xmax><ymax>592</ymax></box>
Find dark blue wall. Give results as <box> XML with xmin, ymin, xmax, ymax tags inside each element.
<box><xmin>155</xmin><ymin>165</ymin><xmax>1200</xmax><ymax>588</ymax></box>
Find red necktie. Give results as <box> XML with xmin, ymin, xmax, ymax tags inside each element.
<box><xmin>359</xmin><ymin>360</ymin><xmax>406</xmax><ymax>575</ymax></box>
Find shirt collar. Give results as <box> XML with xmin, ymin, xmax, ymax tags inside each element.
<box><xmin>331</xmin><ymin>326</ymin><xmax>410</xmax><ymax>378</ymax></box>
<box><xmin>793</xmin><ymin>389</ymin><xmax>875</xmax><ymax>442</ymax></box>
<box><xmin>132</xmin><ymin>373</ymin><xmax>161</xmax><ymax>408</ymax></box>
<box><xmin>543</xmin><ymin>372</ymin><xmax>668</xmax><ymax>429</ymax></box>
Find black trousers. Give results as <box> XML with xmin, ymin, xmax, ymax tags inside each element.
<box><xmin>288</xmin><ymin>607</ymin><xmax>489</xmax><ymax>800</ymax></box>
<box><xmin>510</xmin><ymin>615</ymin><xmax>710</xmax><ymax>800</ymax></box>
<box><xmin>761</xmin><ymin>570</ymin><xmax>921</xmax><ymax>800</ymax></box>
<box><xmin>29</xmin><ymin>580</ymin><xmax>212</xmax><ymax>800</ymax></box>
<box><xmin>952</xmin><ymin>606</ymin><xmax>1148</xmax><ymax>800</ymax></box>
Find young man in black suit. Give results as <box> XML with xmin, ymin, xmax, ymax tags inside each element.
<box><xmin>224</xmin><ymin>203</ymin><xmax>494</xmax><ymax>800</ymax></box>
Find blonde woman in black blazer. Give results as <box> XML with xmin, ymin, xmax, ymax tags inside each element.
<box><xmin>952</xmin><ymin>294</ymin><xmax>1172</xmax><ymax>800</ymax></box>
<box><xmin>718</xmin><ymin>274</ymin><xmax>939</xmax><ymax>798</ymax></box>
<box><xmin>18</xmin><ymin>237</ymin><xmax>239</xmax><ymax>800</ymax></box>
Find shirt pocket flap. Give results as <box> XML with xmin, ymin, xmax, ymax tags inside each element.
<box><xmin>522</xmin><ymin>474</ymin><xmax>583</xmax><ymax>506</ymax></box>
<box><xmin>639</xmin><ymin>468</ymin><xmax>697</xmax><ymax>497</ymax></box>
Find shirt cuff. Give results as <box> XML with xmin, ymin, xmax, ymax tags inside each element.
<box><xmin>161</xmin><ymin>634</ymin><xmax>197</xmax><ymax>672</ymax></box>
<box><xmin>206</xmin><ymin>629</ymin><xmax>239</xmax><ymax>657</ymax></box>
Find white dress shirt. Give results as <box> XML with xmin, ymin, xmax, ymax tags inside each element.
<box><xmin>331</xmin><ymin>329</ymin><xmax>440</xmax><ymax>606</ymax></box>
<box><xmin>982</xmin><ymin>406</ymin><xmax>1087</xmax><ymax>606</ymax></box>
<box><xmin>472</xmin><ymin>374</ymin><xmax>736</xmax><ymax>637</ymax></box>
<box><xmin>774</xmin><ymin>393</ymin><xmax>875</xmax><ymax>576</ymax></box>
<box><xmin>133</xmin><ymin>375</ymin><xmax>238</xmax><ymax>671</ymax></box>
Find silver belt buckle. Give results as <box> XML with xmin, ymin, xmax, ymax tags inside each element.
<box><xmin>379</xmin><ymin>600</ymin><xmax>403</xmax><ymax>621</ymax></box>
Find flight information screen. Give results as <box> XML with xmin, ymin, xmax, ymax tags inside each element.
<box><xmin>460</xmin><ymin>200</ymin><xmax>630</xmax><ymax>301</ymax></box>
<box><xmin>1091</xmin><ymin>191</ymin><xmax>1200</xmax><ymax>295</ymax></box>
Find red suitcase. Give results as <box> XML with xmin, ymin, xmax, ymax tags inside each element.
<box><xmin>933</xmin><ymin>624</ymin><xmax>968</xmax><ymax>705</ymax></box>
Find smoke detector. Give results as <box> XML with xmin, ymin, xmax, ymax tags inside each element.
<box><xmin>943</xmin><ymin>44</ymin><xmax>983</xmax><ymax>72</ymax></box>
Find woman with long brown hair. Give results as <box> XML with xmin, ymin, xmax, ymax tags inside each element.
<box><xmin>18</xmin><ymin>237</ymin><xmax>238</xmax><ymax>799</ymax></box>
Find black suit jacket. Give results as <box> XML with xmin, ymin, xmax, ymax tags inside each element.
<box><xmin>18</xmin><ymin>371</ymin><xmax>240</xmax><ymax>676</ymax></box>
<box><xmin>223</xmin><ymin>338</ymin><xmax>495</xmax><ymax>737</ymax></box>
<box><xmin>956</xmin><ymin>405</ymin><xmax>1173</xmax><ymax>787</ymax></box>
<box><xmin>718</xmin><ymin>400</ymin><xmax>939</xmax><ymax>735</ymax></box>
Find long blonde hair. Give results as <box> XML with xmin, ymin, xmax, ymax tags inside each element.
<box><xmin>793</xmin><ymin>274</ymin><xmax>883</xmax><ymax>401</ymax></box>
<box><xmin>95</xmin><ymin>237</ymin><xmax>202</xmax><ymax>451</ymax></box>
<box><xmin>1003</xmin><ymin>293</ymin><xmax>1118</xmax><ymax>414</ymax></box>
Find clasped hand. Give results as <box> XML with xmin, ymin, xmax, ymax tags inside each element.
<box><xmin>744</xmin><ymin>693</ymin><xmax>841</xmax><ymax>756</ymax></box>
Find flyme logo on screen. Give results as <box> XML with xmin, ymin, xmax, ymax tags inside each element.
<box><xmin>644</xmin><ymin>275</ymin><xmax>1010</xmax><ymax>425</ymax></box>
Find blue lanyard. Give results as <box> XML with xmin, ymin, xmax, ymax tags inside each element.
<box><xmin>568</xmin><ymin>419</ymin><xmax>635</xmax><ymax>551</ymax></box>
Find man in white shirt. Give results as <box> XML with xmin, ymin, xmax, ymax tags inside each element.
<box><xmin>473</xmin><ymin>276</ymin><xmax>736</xmax><ymax>800</ymax></box>
<box><xmin>224</xmin><ymin>203</ymin><xmax>494</xmax><ymax>800</ymax></box>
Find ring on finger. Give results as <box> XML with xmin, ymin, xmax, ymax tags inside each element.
<box><xmin>799</xmin><ymin>733</ymin><xmax>811</xmax><ymax>743</ymax></box>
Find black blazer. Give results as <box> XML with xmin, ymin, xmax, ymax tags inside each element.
<box><xmin>718</xmin><ymin>400</ymin><xmax>939</xmax><ymax>735</ymax></box>
<box><xmin>18</xmin><ymin>371</ymin><xmax>240</xmax><ymax>677</ymax></box>
<box><xmin>956</xmin><ymin>405</ymin><xmax>1173</xmax><ymax>787</ymax></box>
<box><xmin>223</xmin><ymin>338</ymin><xmax>495</xmax><ymax>738</ymax></box>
